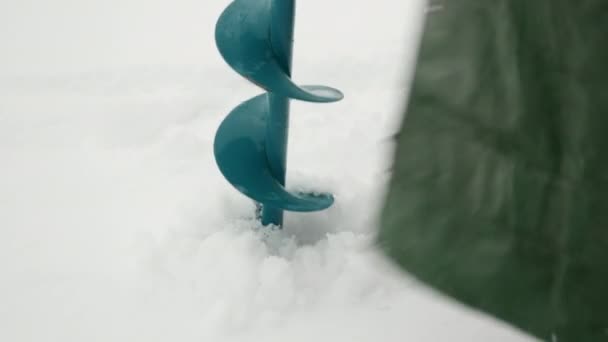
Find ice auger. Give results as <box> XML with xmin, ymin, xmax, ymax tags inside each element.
<box><xmin>214</xmin><ymin>0</ymin><xmax>343</xmax><ymax>227</ymax></box>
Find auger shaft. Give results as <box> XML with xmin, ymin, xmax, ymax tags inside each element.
<box><xmin>261</xmin><ymin>0</ymin><xmax>295</xmax><ymax>227</ymax></box>
<box><xmin>262</xmin><ymin>94</ymin><xmax>290</xmax><ymax>226</ymax></box>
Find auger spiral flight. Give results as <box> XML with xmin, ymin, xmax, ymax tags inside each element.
<box><xmin>214</xmin><ymin>0</ymin><xmax>343</xmax><ymax>227</ymax></box>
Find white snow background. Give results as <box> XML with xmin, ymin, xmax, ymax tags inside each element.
<box><xmin>0</xmin><ymin>0</ymin><xmax>534</xmax><ymax>341</ymax></box>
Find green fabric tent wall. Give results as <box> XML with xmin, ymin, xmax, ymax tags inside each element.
<box><xmin>377</xmin><ymin>1</ymin><xmax>608</xmax><ymax>341</ymax></box>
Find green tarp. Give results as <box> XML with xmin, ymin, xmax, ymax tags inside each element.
<box><xmin>377</xmin><ymin>1</ymin><xmax>608</xmax><ymax>341</ymax></box>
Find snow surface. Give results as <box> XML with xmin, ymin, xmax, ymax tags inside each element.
<box><xmin>0</xmin><ymin>0</ymin><xmax>535</xmax><ymax>341</ymax></box>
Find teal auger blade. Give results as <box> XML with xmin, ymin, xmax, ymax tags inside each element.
<box><xmin>215</xmin><ymin>0</ymin><xmax>343</xmax><ymax>103</ymax></box>
<box><xmin>214</xmin><ymin>93</ymin><xmax>334</xmax><ymax>212</ymax></box>
<box><xmin>214</xmin><ymin>0</ymin><xmax>342</xmax><ymax>226</ymax></box>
